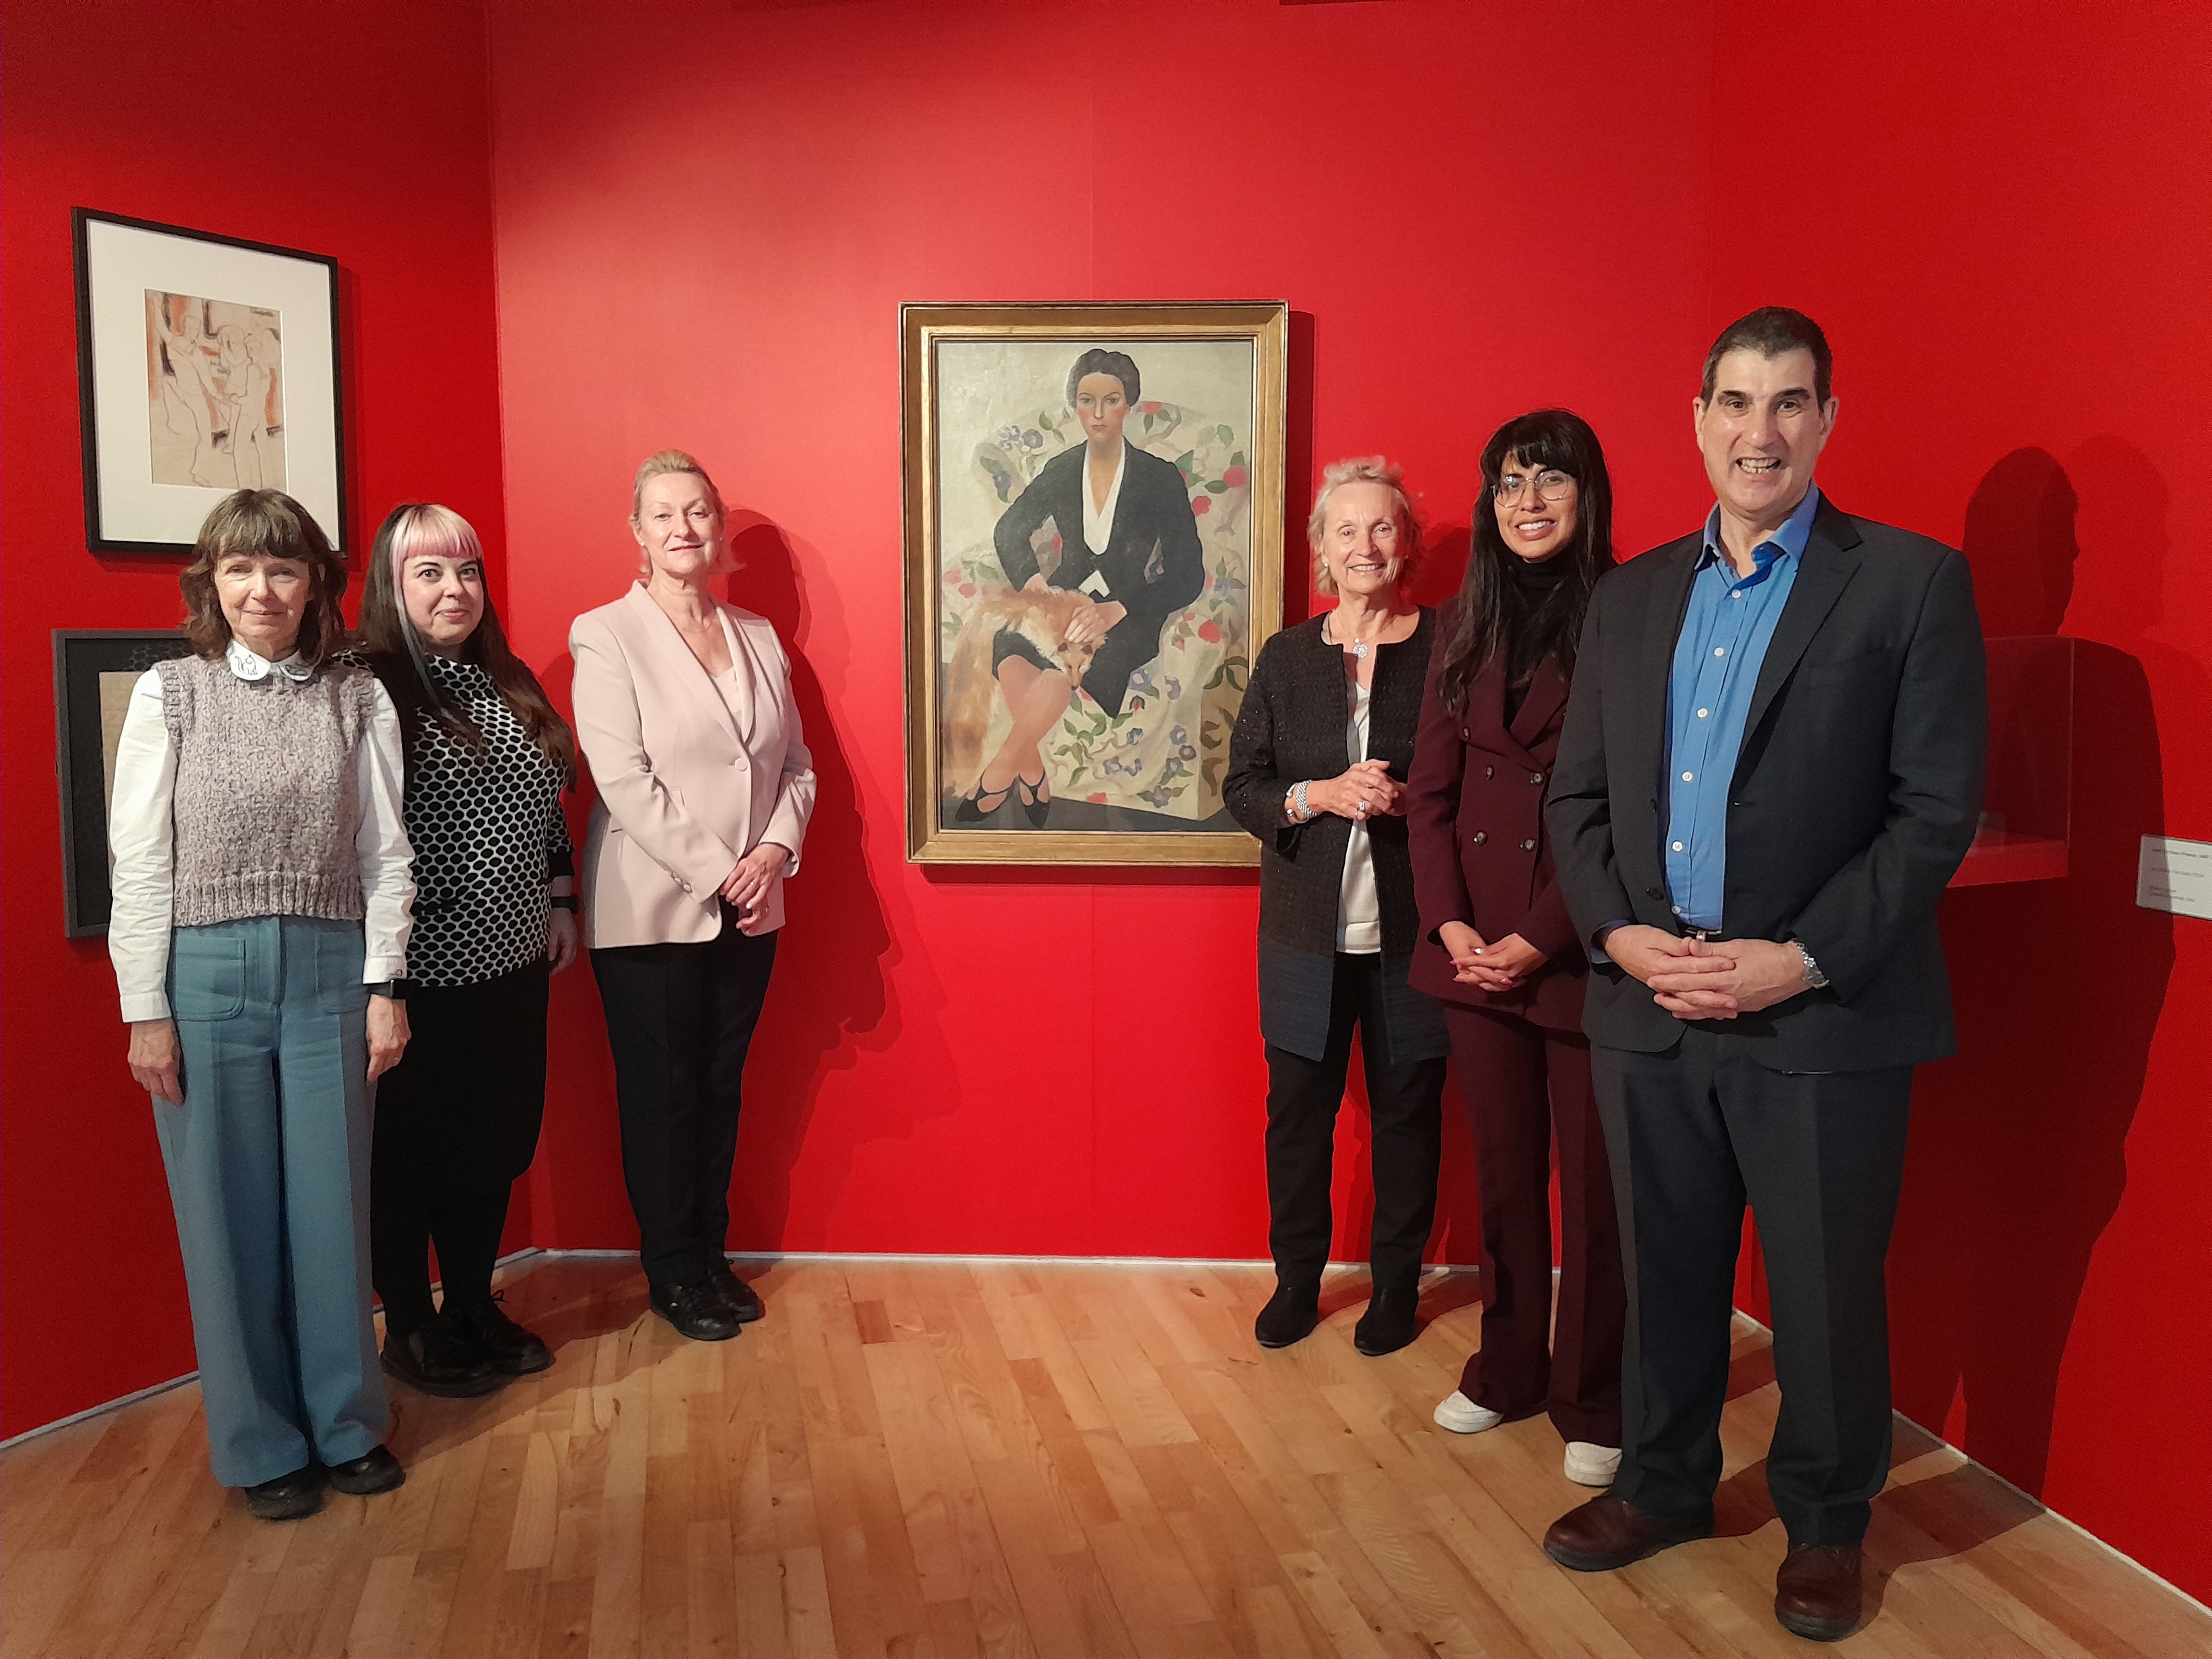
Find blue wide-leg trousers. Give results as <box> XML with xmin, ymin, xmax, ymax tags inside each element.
<box><xmin>153</xmin><ymin>915</ymin><xmax>389</xmax><ymax>1488</ymax></box>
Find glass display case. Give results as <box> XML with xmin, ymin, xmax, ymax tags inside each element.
<box><xmin>1950</xmin><ymin>634</ymin><xmax>2073</xmax><ymax>887</ymax></box>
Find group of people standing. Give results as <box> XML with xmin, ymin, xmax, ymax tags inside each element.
<box><xmin>1226</xmin><ymin>306</ymin><xmax>1986</xmax><ymax>1644</ymax></box>
<box><xmin>109</xmin><ymin>303</ymin><xmax>1984</xmax><ymax>1646</ymax></box>
<box><xmin>108</xmin><ymin>450</ymin><xmax>815</xmax><ymax>1521</ymax></box>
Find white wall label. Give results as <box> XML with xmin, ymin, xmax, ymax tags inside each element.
<box><xmin>2137</xmin><ymin>836</ymin><xmax>2212</xmax><ymax>921</ymax></box>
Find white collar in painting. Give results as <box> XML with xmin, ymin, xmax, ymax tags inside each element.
<box><xmin>1082</xmin><ymin>441</ymin><xmax>1129</xmax><ymax>558</ymax></box>
<box><xmin>226</xmin><ymin>638</ymin><xmax>312</xmax><ymax>684</ymax></box>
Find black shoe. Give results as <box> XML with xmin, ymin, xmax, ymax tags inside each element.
<box><xmin>243</xmin><ymin>1463</ymin><xmax>324</xmax><ymax>1521</ymax></box>
<box><xmin>650</xmin><ymin>1279</ymin><xmax>741</xmax><ymax>1341</ymax></box>
<box><xmin>1012</xmin><ymin>772</ymin><xmax>1051</xmax><ymax>828</ymax></box>
<box><xmin>446</xmin><ymin>1292</ymin><xmax>554</xmax><ymax>1374</ymax></box>
<box><xmin>1254</xmin><ymin>1278</ymin><xmax>1320</xmax><ymax>1348</ymax></box>
<box><xmin>706</xmin><ymin>1260</ymin><xmax>765</xmax><ymax>1324</ymax></box>
<box><xmin>326</xmin><ymin>1444</ymin><xmax>406</xmax><ymax>1496</ymax></box>
<box><xmin>953</xmin><ymin>780</ymin><xmax>1013</xmax><ymax>823</ymax></box>
<box><xmin>382</xmin><ymin>1319</ymin><xmax>506</xmax><ymax>1398</ymax></box>
<box><xmin>1353</xmin><ymin>1284</ymin><xmax>1420</xmax><ymax>1356</ymax></box>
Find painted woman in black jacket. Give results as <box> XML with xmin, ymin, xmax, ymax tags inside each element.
<box><xmin>1224</xmin><ymin>458</ymin><xmax>1449</xmax><ymax>1359</ymax></box>
<box><xmin>960</xmin><ymin>349</ymin><xmax>1204</xmax><ymax>827</ymax></box>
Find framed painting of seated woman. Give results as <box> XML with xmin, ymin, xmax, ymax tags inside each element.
<box><xmin>902</xmin><ymin>301</ymin><xmax>1287</xmax><ymax>865</ymax></box>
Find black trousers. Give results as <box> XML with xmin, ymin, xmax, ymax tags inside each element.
<box><xmin>1264</xmin><ymin>953</ymin><xmax>1449</xmax><ymax>1293</ymax></box>
<box><xmin>369</xmin><ymin>958</ymin><xmax>551</xmax><ymax>1340</ymax></box>
<box><xmin>590</xmin><ymin>913</ymin><xmax>777</xmax><ymax>1291</ymax></box>
<box><xmin>1445</xmin><ymin>1005</ymin><xmax>1623</xmax><ymax>1446</ymax></box>
<box><xmin>1594</xmin><ymin>1027</ymin><xmax>1913</xmax><ymax>1546</ymax></box>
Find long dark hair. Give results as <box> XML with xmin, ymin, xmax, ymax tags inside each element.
<box><xmin>356</xmin><ymin>503</ymin><xmax>576</xmax><ymax>783</ymax></box>
<box><xmin>1432</xmin><ymin>409</ymin><xmax>1616</xmax><ymax>716</ymax></box>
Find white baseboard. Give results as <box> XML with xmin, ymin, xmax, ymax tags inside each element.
<box><xmin>536</xmin><ymin>1247</ymin><xmax>1487</xmax><ymax>1272</ymax></box>
<box><xmin>0</xmin><ymin>1246</ymin><xmax>549</xmax><ymax>1453</ymax></box>
<box><xmin>1726</xmin><ymin>1306</ymin><xmax>2212</xmax><ymax>1620</ymax></box>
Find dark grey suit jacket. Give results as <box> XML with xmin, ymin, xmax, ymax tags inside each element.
<box><xmin>1545</xmin><ymin>496</ymin><xmax>1988</xmax><ymax>1071</ymax></box>
<box><xmin>992</xmin><ymin>442</ymin><xmax>1204</xmax><ymax>718</ymax></box>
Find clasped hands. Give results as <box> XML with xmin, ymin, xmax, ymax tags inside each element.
<box><xmin>1303</xmin><ymin>758</ymin><xmax>1403</xmax><ymax>823</ymax></box>
<box><xmin>1437</xmin><ymin>920</ymin><xmax>1546</xmax><ymax>992</ymax></box>
<box><xmin>1021</xmin><ymin>573</ymin><xmax>1126</xmax><ymax>647</ymax></box>
<box><xmin>1600</xmin><ymin>924</ymin><xmax>1810</xmax><ymax>1020</ymax></box>
<box><xmin>720</xmin><ymin>841</ymin><xmax>792</xmax><ymax>935</ymax></box>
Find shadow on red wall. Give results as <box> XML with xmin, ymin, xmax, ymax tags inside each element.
<box><xmin>1888</xmin><ymin>444</ymin><xmax>2182</xmax><ymax>1494</ymax></box>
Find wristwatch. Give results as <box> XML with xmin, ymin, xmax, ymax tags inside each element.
<box><xmin>1791</xmin><ymin>940</ymin><xmax>1830</xmax><ymax>990</ymax></box>
<box><xmin>365</xmin><ymin>980</ymin><xmax>411</xmax><ymax>1001</ymax></box>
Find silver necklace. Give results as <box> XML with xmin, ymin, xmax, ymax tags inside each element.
<box><xmin>1328</xmin><ymin>613</ymin><xmax>1381</xmax><ymax>659</ymax></box>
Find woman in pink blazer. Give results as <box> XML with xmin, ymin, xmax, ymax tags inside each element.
<box><xmin>569</xmin><ymin>449</ymin><xmax>816</xmax><ymax>1342</ymax></box>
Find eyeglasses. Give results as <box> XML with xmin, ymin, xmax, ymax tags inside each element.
<box><xmin>1494</xmin><ymin>469</ymin><xmax>1576</xmax><ymax>506</ymax></box>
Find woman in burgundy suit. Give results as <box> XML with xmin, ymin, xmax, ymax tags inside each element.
<box><xmin>1407</xmin><ymin>409</ymin><xmax>1623</xmax><ymax>1487</ymax></box>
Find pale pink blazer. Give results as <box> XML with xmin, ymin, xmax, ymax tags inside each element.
<box><xmin>569</xmin><ymin>584</ymin><xmax>816</xmax><ymax>948</ymax></box>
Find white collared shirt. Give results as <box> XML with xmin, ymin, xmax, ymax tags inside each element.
<box><xmin>107</xmin><ymin>641</ymin><xmax>413</xmax><ymax>1021</ymax></box>
<box><xmin>1082</xmin><ymin>442</ymin><xmax>1128</xmax><ymax>558</ymax></box>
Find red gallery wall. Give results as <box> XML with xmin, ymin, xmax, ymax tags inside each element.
<box><xmin>484</xmin><ymin>0</ymin><xmax>2211</xmax><ymax>1597</ymax></box>
<box><xmin>0</xmin><ymin>3</ymin><xmax>511</xmax><ymax>1437</ymax></box>
<box><xmin>4</xmin><ymin>0</ymin><xmax>2205</xmax><ymax>1606</ymax></box>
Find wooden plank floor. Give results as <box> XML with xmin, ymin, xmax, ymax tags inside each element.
<box><xmin>4</xmin><ymin>1256</ymin><xmax>2205</xmax><ymax>1658</ymax></box>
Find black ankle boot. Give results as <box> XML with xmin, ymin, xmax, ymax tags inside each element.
<box><xmin>1254</xmin><ymin>1278</ymin><xmax>1320</xmax><ymax>1348</ymax></box>
<box><xmin>1353</xmin><ymin>1282</ymin><xmax>1421</xmax><ymax>1356</ymax></box>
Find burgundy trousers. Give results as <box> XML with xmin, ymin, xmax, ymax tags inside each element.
<box><xmin>1446</xmin><ymin>1004</ymin><xmax>1624</xmax><ymax>1447</ymax></box>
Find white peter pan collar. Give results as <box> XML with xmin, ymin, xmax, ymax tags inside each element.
<box><xmin>226</xmin><ymin>638</ymin><xmax>313</xmax><ymax>684</ymax></box>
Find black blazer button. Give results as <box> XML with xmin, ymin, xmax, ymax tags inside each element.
<box><xmin>1520</xmin><ymin>839</ymin><xmax>1536</xmax><ymax>851</ymax></box>
<box><xmin>1471</xmin><ymin>831</ymin><xmax>1487</xmax><ymax>845</ymax></box>
<box><xmin>1529</xmin><ymin>771</ymin><xmax>1544</xmax><ymax>785</ymax></box>
<box><xmin>1645</xmin><ymin>886</ymin><xmax>1664</xmax><ymax>900</ymax></box>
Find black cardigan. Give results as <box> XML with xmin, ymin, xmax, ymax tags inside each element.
<box><xmin>992</xmin><ymin>442</ymin><xmax>1205</xmax><ymax>719</ymax></box>
<box><xmin>1224</xmin><ymin>611</ymin><xmax>1448</xmax><ymax>1064</ymax></box>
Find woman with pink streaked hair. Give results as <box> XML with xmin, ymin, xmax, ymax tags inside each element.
<box><xmin>351</xmin><ymin>503</ymin><xmax>578</xmax><ymax>1398</ymax></box>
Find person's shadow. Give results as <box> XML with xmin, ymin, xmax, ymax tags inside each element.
<box><xmin>1886</xmin><ymin>442</ymin><xmax>2191</xmax><ymax>1501</ymax></box>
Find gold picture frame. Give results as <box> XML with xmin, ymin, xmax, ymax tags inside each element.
<box><xmin>903</xmin><ymin>301</ymin><xmax>1288</xmax><ymax>865</ymax></box>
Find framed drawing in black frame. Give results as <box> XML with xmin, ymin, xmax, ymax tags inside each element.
<box><xmin>73</xmin><ymin>208</ymin><xmax>348</xmax><ymax>553</ymax></box>
<box><xmin>55</xmin><ymin>629</ymin><xmax>194</xmax><ymax>937</ymax></box>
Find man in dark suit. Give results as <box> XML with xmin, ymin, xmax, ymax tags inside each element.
<box><xmin>1540</xmin><ymin>308</ymin><xmax>1986</xmax><ymax>1642</ymax></box>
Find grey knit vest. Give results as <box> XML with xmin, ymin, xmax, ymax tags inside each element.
<box><xmin>157</xmin><ymin>655</ymin><xmax>379</xmax><ymax>927</ymax></box>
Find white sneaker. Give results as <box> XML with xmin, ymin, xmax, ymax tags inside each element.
<box><xmin>1432</xmin><ymin>1392</ymin><xmax>1505</xmax><ymax>1435</ymax></box>
<box><xmin>1563</xmin><ymin>1441</ymin><xmax>1621</xmax><ymax>1487</ymax></box>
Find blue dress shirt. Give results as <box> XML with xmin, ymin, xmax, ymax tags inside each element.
<box><xmin>1662</xmin><ymin>485</ymin><xmax>1823</xmax><ymax>930</ymax></box>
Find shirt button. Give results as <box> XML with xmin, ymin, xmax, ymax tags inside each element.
<box><xmin>1471</xmin><ymin>831</ymin><xmax>1487</xmax><ymax>845</ymax></box>
<box><xmin>735</xmin><ymin>758</ymin><xmax>748</xmax><ymax>771</ymax></box>
<box><xmin>1672</xmin><ymin>840</ymin><xmax>1685</xmax><ymax>851</ymax></box>
<box><xmin>1528</xmin><ymin>771</ymin><xmax>1544</xmax><ymax>785</ymax></box>
<box><xmin>1713</xmin><ymin>647</ymin><xmax>1726</xmax><ymax>658</ymax></box>
<box><xmin>1682</xmin><ymin>771</ymin><xmax>1695</xmax><ymax>782</ymax></box>
<box><xmin>1731</xmin><ymin>591</ymin><xmax>1744</xmax><ymax>600</ymax></box>
<box><xmin>1697</xmin><ymin>708</ymin><xmax>1709</xmax><ymax>718</ymax></box>
<box><xmin>1520</xmin><ymin>839</ymin><xmax>1536</xmax><ymax>851</ymax></box>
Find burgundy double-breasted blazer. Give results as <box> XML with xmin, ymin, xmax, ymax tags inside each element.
<box><xmin>1405</xmin><ymin>643</ymin><xmax>1586</xmax><ymax>1031</ymax></box>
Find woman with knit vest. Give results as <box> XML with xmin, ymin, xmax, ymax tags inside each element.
<box><xmin>110</xmin><ymin>490</ymin><xmax>416</xmax><ymax>1522</ymax></box>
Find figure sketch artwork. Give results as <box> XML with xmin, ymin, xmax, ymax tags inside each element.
<box><xmin>145</xmin><ymin>291</ymin><xmax>286</xmax><ymax>491</ymax></box>
<box><xmin>74</xmin><ymin>209</ymin><xmax>343</xmax><ymax>552</ymax></box>
<box><xmin>904</xmin><ymin>303</ymin><xmax>1287</xmax><ymax>866</ymax></box>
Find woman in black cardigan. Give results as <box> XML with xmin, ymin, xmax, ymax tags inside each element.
<box><xmin>1225</xmin><ymin>458</ymin><xmax>1449</xmax><ymax>1358</ymax></box>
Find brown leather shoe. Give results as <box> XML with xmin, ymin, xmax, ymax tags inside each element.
<box><xmin>1774</xmin><ymin>1544</ymin><xmax>1863</xmax><ymax>1642</ymax></box>
<box><xmin>1542</xmin><ymin>1495</ymin><xmax>1713</xmax><ymax>1571</ymax></box>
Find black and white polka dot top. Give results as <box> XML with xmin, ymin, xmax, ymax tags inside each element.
<box><xmin>397</xmin><ymin>655</ymin><xmax>573</xmax><ymax>987</ymax></box>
